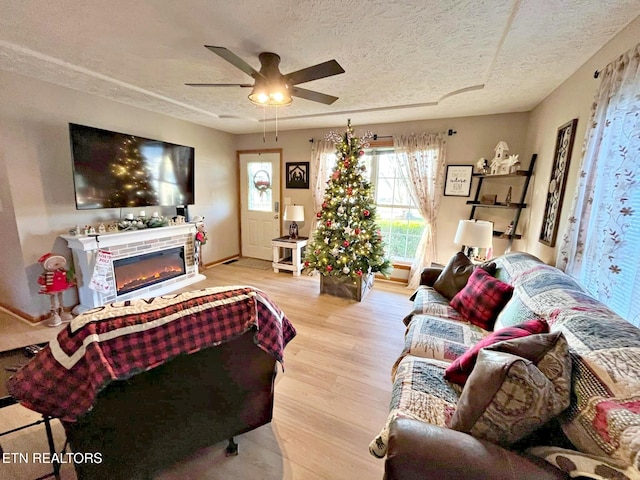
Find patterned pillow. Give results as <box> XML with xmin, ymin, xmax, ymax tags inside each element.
<box><xmin>450</xmin><ymin>332</ymin><xmax>572</xmax><ymax>445</ymax></box>
<box><xmin>433</xmin><ymin>252</ymin><xmax>496</xmax><ymax>300</ymax></box>
<box><xmin>527</xmin><ymin>446</ymin><xmax>640</xmax><ymax>480</ymax></box>
<box><xmin>444</xmin><ymin>318</ymin><xmax>548</xmax><ymax>385</ymax></box>
<box><xmin>450</xmin><ymin>267</ymin><xmax>513</xmax><ymax>330</ymax></box>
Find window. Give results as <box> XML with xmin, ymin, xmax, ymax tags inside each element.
<box><xmin>324</xmin><ymin>147</ymin><xmax>425</xmax><ymax>263</ymax></box>
<box><xmin>367</xmin><ymin>150</ymin><xmax>425</xmax><ymax>263</ymax></box>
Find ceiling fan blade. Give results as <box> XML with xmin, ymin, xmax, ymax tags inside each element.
<box><xmin>204</xmin><ymin>46</ymin><xmax>265</xmax><ymax>80</ymax></box>
<box><xmin>185</xmin><ymin>83</ymin><xmax>253</xmax><ymax>87</ymax></box>
<box><xmin>284</xmin><ymin>60</ymin><xmax>345</xmax><ymax>86</ymax></box>
<box><xmin>291</xmin><ymin>86</ymin><xmax>339</xmax><ymax>105</ymax></box>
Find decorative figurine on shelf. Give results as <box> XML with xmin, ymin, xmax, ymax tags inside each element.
<box><xmin>508</xmin><ymin>154</ymin><xmax>521</xmax><ymax>173</ymax></box>
<box><xmin>505</xmin><ymin>186</ymin><xmax>513</xmax><ymax>206</ymax></box>
<box><xmin>501</xmin><ymin>222</ymin><xmax>515</xmax><ymax>239</ymax></box>
<box><xmin>476</xmin><ymin>157</ymin><xmax>490</xmax><ymax>174</ymax></box>
<box><xmin>37</xmin><ymin>253</ymin><xmax>75</xmax><ymax>327</ymax></box>
<box><xmin>192</xmin><ymin>216</ymin><xmax>207</xmax><ymax>268</ymax></box>
<box><xmin>490</xmin><ymin>141</ymin><xmax>512</xmax><ymax>175</ymax></box>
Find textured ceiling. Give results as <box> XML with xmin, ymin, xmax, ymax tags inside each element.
<box><xmin>1</xmin><ymin>0</ymin><xmax>639</xmax><ymax>134</ymax></box>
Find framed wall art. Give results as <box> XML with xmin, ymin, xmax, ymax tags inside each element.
<box><xmin>539</xmin><ymin>118</ymin><xmax>578</xmax><ymax>247</ymax></box>
<box><xmin>444</xmin><ymin>165</ymin><xmax>473</xmax><ymax>197</ymax></box>
<box><xmin>286</xmin><ymin>162</ymin><xmax>309</xmax><ymax>189</ymax></box>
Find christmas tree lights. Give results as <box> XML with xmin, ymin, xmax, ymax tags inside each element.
<box><xmin>304</xmin><ymin>120</ymin><xmax>392</xmax><ymax>280</ymax></box>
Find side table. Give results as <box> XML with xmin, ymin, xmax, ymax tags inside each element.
<box><xmin>271</xmin><ymin>236</ymin><xmax>308</xmax><ymax>277</ymax></box>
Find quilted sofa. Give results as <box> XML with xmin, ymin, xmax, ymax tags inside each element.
<box><xmin>8</xmin><ymin>286</ymin><xmax>296</xmax><ymax>480</ymax></box>
<box><xmin>371</xmin><ymin>252</ymin><xmax>640</xmax><ymax>480</ymax></box>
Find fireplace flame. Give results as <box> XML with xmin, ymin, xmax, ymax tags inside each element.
<box><xmin>114</xmin><ymin>248</ymin><xmax>186</xmax><ymax>296</ymax></box>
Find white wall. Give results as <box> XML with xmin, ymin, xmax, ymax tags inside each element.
<box><xmin>235</xmin><ymin>113</ymin><xmax>531</xmax><ymax>265</ymax></box>
<box><xmin>0</xmin><ymin>69</ymin><xmax>237</xmax><ymax>319</ymax></box>
<box><xmin>523</xmin><ymin>16</ymin><xmax>640</xmax><ymax>264</ymax></box>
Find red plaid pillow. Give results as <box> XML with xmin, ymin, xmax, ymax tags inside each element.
<box><xmin>450</xmin><ymin>268</ymin><xmax>513</xmax><ymax>330</ymax></box>
<box><xmin>444</xmin><ymin>318</ymin><xmax>549</xmax><ymax>386</ymax></box>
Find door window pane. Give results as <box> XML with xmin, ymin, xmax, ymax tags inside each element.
<box><xmin>248</xmin><ymin>161</ymin><xmax>272</xmax><ymax>212</ymax></box>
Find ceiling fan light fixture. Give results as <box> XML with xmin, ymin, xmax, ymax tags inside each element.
<box><xmin>248</xmin><ymin>82</ymin><xmax>292</xmax><ymax>106</ymax></box>
<box><xmin>249</xmin><ymin>89</ymin><xmax>270</xmax><ymax>104</ymax></box>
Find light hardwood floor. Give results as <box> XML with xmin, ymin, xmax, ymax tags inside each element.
<box><xmin>0</xmin><ymin>262</ymin><xmax>412</xmax><ymax>480</ymax></box>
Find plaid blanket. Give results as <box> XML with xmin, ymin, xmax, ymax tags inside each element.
<box><xmin>8</xmin><ymin>286</ymin><xmax>296</xmax><ymax>422</ymax></box>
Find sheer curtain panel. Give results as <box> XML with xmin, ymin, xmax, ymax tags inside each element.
<box><xmin>310</xmin><ymin>138</ymin><xmax>336</xmax><ymax>238</ymax></box>
<box><xmin>394</xmin><ymin>133</ymin><xmax>447</xmax><ymax>289</ymax></box>
<box><xmin>556</xmin><ymin>42</ymin><xmax>640</xmax><ymax>327</ymax></box>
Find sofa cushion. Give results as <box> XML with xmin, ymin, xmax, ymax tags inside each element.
<box><xmin>449</xmin><ymin>267</ymin><xmax>514</xmax><ymax>330</ymax></box>
<box><xmin>444</xmin><ymin>318</ymin><xmax>549</xmax><ymax>385</ymax></box>
<box><xmin>494</xmin><ymin>295</ymin><xmax>541</xmax><ymax>329</ymax></box>
<box><xmin>405</xmin><ymin>285</ymin><xmax>465</xmax><ymax>326</ymax></box>
<box><xmin>393</xmin><ymin>314</ymin><xmax>488</xmax><ymax>380</ymax></box>
<box><xmin>450</xmin><ymin>332</ymin><xmax>572</xmax><ymax>446</ymax></box>
<box><xmin>370</xmin><ymin>355</ymin><xmax>460</xmax><ymax>458</ymax></box>
<box><xmin>433</xmin><ymin>252</ymin><xmax>496</xmax><ymax>300</ymax></box>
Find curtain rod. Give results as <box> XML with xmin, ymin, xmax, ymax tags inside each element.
<box><xmin>309</xmin><ymin>129</ymin><xmax>457</xmax><ymax>143</ymax></box>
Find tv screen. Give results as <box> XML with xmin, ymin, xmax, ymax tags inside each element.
<box><xmin>69</xmin><ymin>123</ymin><xmax>195</xmax><ymax>210</ymax></box>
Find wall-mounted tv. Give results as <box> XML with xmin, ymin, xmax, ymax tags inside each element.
<box><xmin>69</xmin><ymin>123</ymin><xmax>195</xmax><ymax>210</ymax></box>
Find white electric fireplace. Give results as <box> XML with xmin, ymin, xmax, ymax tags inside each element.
<box><xmin>62</xmin><ymin>224</ymin><xmax>206</xmax><ymax>313</ymax></box>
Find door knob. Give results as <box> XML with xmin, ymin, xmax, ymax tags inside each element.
<box><xmin>274</xmin><ymin>215</ymin><xmax>279</xmax><ymax>219</ymax></box>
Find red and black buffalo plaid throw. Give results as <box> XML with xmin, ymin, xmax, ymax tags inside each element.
<box><xmin>8</xmin><ymin>286</ymin><xmax>296</xmax><ymax>422</ymax></box>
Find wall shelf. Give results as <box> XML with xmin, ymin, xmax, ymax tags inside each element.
<box><xmin>472</xmin><ymin>170</ymin><xmax>529</xmax><ymax>179</ymax></box>
<box><xmin>468</xmin><ymin>154</ymin><xmax>537</xmax><ymax>250</ymax></box>
<box><xmin>466</xmin><ymin>201</ymin><xmax>527</xmax><ymax>209</ymax></box>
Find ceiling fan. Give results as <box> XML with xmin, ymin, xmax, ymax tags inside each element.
<box><xmin>186</xmin><ymin>46</ymin><xmax>345</xmax><ymax>106</ymax></box>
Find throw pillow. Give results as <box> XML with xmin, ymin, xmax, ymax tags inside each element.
<box><xmin>449</xmin><ymin>267</ymin><xmax>513</xmax><ymax>330</ymax></box>
<box><xmin>433</xmin><ymin>252</ymin><xmax>497</xmax><ymax>300</ymax></box>
<box><xmin>527</xmin><ymin>446</ymin><xmax>640</xmax><ymax>480</ymax></box>
<box><xmin>444</xmin><ymin>318</ymin><xmax>548</xmax><ymax>385</ymax></box>
<box><xmin>450</xmin><ymin>332</ymin><xmax>572</xmax><ymax>446</ymax></box>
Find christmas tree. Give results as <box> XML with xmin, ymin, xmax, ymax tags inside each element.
<box><xmin>304</xmin><ymin>121</ymin><xmax>392</xmax><ymax>280</ymax></box>
<box><xmin>106</xmin><ymin>136</ymin><xmax>158</xmax><ymax>207</ymax></box>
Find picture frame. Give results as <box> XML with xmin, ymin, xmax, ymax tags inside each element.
<box><xmin>286</xmin><ymin>162</ymin><xmax>309</xmax><ymax>189</ymax></box>
<box><xmin>444</xmin><ymin>165</ymin><xmax>473</xmax><ymax>197</ymax></box>
<box><xmin>539</xmin><ymin>118</ymin><xmax>578</xmax><ymax>247</ymax></box>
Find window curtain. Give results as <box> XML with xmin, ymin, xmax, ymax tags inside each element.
<box><xmin>556</xmin><ymin>42</ymin><xmax>640</xmax><ymax>327</ymax></box>
<box><xmin>394</xmin><ymin>133</ymin><xmax>447</xmax><ymax>289</ymax></box>
<box><xmin>309</xmin><ymin>138</ymin><xmax>336</xmax><ymax>238</ymax></box>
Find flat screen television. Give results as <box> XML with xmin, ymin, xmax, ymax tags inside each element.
<box><xmin>69</xmin><ymin>123</ymin><xmax>195</xmax><ymax>210</ymax></box>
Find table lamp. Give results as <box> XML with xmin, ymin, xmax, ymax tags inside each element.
<box><xmin>454</xmin><ymin>219</ymin><xmax>493</xmax><ymax>260</ymax></box>
<box><xmin>284</xmin><ymin>205</ymin><xmax>305</xmax><ymax>239</ymax></box>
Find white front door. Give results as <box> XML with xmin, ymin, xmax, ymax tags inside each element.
<box><xmin>239</xmin><ymin>151</ymin><xmax>281</xmax><ymax>260</ymax></box>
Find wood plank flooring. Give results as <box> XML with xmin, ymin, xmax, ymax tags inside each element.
<box><xmin>0</xmin><ymin>262</ymin><xmax>412</xmax><ymax>479</ymax></box>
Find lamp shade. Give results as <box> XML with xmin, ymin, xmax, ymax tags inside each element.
<box><xmin>284</xmin><ymin>205</ymin><xmax>305</xmax><ymax>222</ymax></box>
<box><xmin>454</xmin><ymin>220</ymin><xmax>493</xmax><ymax>248</ymax></box>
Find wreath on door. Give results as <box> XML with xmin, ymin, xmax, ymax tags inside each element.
<box><xmin>253</xmin><ymin>170</ymin><xmax>271</xmax><ymax>193</ymax></box>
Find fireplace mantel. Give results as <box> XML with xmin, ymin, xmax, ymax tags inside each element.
<box><xmin>62</xmin><ymin>224</ymin><xmax>206</xmax><ymax>313</ymax></box>
<box><xmin>63</xmin><ymin>224</ymin><xmax>195</xmax><ymax>251</ymax></box>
